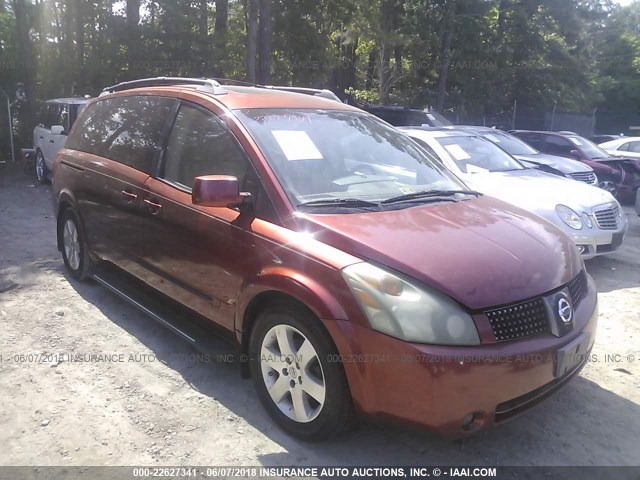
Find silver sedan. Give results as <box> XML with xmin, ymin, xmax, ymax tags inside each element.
<box><xmin>401</xmin><ymin>128</ymin><xmax>627</xmax><ymax>259</ymax></box>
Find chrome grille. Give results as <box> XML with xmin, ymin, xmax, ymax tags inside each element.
<box><xmin>569</xmin><ymin>171</ymin><xmax>596</xmax><ymax>184</ymax></box>
<box><xmin>568</xmin><ymin>270</ymin><xmax>587</xmax><ymax>307</ymax></box>
<box><xmin>486</xmin><ymin>298</ymin><xmax>549</xmax><ymax>342</ymax></box>
<box><xmin>593</xmin><ymin>204</ymin><xmax>621</xmax><ymax>230</ymax></box>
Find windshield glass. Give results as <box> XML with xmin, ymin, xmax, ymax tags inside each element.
<box><xmin>568</xmin><ymin>136</ymin><xmax>610</xmax><ymax>159</ymax></box>
<box><xmin>435</xmin><ymin>135</ymin><xmax>525</xmax><ymax>173</ymax></box>
<box><xmin>479</xmin><ymin>131</ymin><xmax>538</xmax><ymax>155</ymax></box>
<box><xmin>235</xmin><ymin>109</ymin><xmax>466</xmax><ymax>208</ymax></box>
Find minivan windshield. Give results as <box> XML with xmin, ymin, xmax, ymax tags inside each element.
<box><xmin>479</xmin><ymin>130</ymin><xmax>538</xmax><ymax>156</ymax></box>
<box><xmin>236</xmin><ymin>109</ymin><xmax>468</xmax><ymax>210</ymax></box>
<box><xmin>435</xmin><ymin>135</ymin><xmax>525</xmax><ymax>173</ymax></box>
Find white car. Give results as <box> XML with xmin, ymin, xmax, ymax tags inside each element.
<box><xmin>599</xmin><ymin>136</ymin><xmax>640</xmax><ymax>160</ymax></box>
<box><xmin>401</xmin><ymin>128</ymin><xmax>627</xmax><ymax>259</ymax></box>
<box><xmin>33</xmin><ymin>97</ymin><xmax>90</xmax><ymax>183</ymax></box>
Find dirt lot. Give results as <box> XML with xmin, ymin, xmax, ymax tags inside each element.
<box><xmin>1</xmin><ymin>169</ymin><xmax>639</xmax><ymax>470</ymax></box>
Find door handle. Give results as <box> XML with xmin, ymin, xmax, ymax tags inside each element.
<box><xmin>39</xmin><ymin>136</ymin><xmax>44</xmax><ymax>139</ymax></box>
<box><xmin>49</xmin><ymin>139</ymin><xmax>55</xmax><ymax>143</ymax></box>
<box><xmin>121</xmin><ymin>190</ymin><xmax>137</xmax><ymax>203</ymax></box>
<box><xmin>143</xmin><ymin>198</ymin><xmax>162</xmax><ymax>214</ymax></box>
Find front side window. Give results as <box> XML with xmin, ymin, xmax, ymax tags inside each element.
<box><xmin>161</xmin><ymin>104</ymin><xmax>250</xmax><ymax>189</ymax></box>
<box><xmin>235</xmin><ymin>108</ymin><xmax>465</xmax><ymax>208</ymax></box>
<box><xmin>66</xmin><ymin>95</ymin><xmax>177</xmax><ymax>173</ymax></box>
<box><xmin>435</xmin><ymin>136</ymin><xmax>524</xmax><ymax>173</ymax></box>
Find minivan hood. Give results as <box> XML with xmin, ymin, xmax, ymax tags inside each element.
<box><xmin>514</xmin><ymin>153</ymin><xmax>593</xmax><ymax>174</ymax></box>
<box><xmin>297</xmin><ymin>196</ymin><xmax>580</xmax><ymax>310</ymax></box>
<box><xmin>461</xmin><ymin>169</ymin><xmax>615</xmax><ymax>212</ymax></box>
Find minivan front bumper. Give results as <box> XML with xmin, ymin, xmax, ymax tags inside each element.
<box><xmin>325</xmin><ymin>274</ymin><xmax>598</xmax><ymax>438</ymax></box>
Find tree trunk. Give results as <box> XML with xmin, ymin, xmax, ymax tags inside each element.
<box><xmin>63</xmin><ymin>0</ymin><xmax>75</xmax><ymax>95</ymax></box>
<box><xmin>257</xmin><ymin>0</ymin><xmax>271</xmax><ymax>84</ymax></box>
<box><xmin>75</xmin><ymin>0</ymin><xmax>85</xmax><ymax>92</ymax></box>
<box><xmin>246</xmin><ymin>0</ymin><xmax>258</xmax><ymax>83</ymax></box>
<box><xmin>13</xmin><ymin>0</ymin><xmax>36</xmax><ymax>130</ymax></box>
<box><xmin>126</xmin><ymin>0</ymin><xmax>141</xmax><ymax>79</ymax></box>
<box><xmin>435</xmin><ymin>0</ymin><xmax>456</xmax><ymax>112</ymax></box>
<box><xmin>366</xmin><ymin>50</ymin><xmax>376</xmax><ymax>90</ymax></box>
<box><xmin>199</xmin><ymin>0</ymin><xmax>209</xmax><ymax>76</ymax></box>
<box><xmin>379</xmin><ymin>0</ymin><xmax>395</xmax><ymax>104</ymax></box>
<box><xmin>214</xmin><ymin>0</ymin><xmax>228</xmax><ymax>77</ymax></box>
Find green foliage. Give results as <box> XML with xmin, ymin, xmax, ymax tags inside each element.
<box><xmin>0</xmin><ymin>0</ymin><xmax>639</xmax><ymax>156</ymax></box>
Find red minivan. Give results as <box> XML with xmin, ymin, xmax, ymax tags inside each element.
<box><xmin>52</xmin><ymin>77</ymin><xmax>598</xmax><ymax>440</ymax></box>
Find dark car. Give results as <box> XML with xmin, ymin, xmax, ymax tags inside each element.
<box><xmin>53</xmin><ymin>77</ymin><xmax>597</xmax><ymax>440</ymax></box>
<box><xmin>455</xmin><ymin>126</ymin><xmax>597</xmax><ymax>185</ymax></box>
<box><xmin>342</xmin><ymin>96</ymin><xmax>452</xmax><ymax>127</ymax></box>
<box><xmin>511</xmin><ymin>130</ymin><xmax>640</xmax><ymax>201</ymax></box>
<box><xmin>590</xmin><ymin>134</ymin><xmax>623</xmax><ymax>145</ymax></box>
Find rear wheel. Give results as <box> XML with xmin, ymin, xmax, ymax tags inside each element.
<box><xmin>59</xmin><ymin>209</ymin><xmax>91</xmax><ymax>280</ymax></box>
<box><xmin>249</xmin><ymin>302</ymin><xmax>354</xmax><ymax>440</ymax></box>
<box><xmin>35</xmin><ymin>150</ymin><xmax>50</xmax><ymax>184</ymax></box>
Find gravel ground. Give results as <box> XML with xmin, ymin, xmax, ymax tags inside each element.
<box><xmin>1</xmin><ymin>169</ymin><xmax>639</xmax><ymax>471</ymax></box>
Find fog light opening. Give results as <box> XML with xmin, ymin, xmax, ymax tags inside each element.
<box><xmin>462</xmin><ymin>412</ymin><xmax>486</xmax><ymax>432</ymax></box>
<box><xmin>576</xmin><ymin>245</ymin><xmax>587</xmax><ymax>254</ymax></box>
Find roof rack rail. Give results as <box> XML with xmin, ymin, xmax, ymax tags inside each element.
<box><xmin>262</xmin><ymin>85</ymin><xmax>342</xmax><ymax>102</ymax></box>
<box><xmin>100</xmin><ymin>77</ymin><xmax>226</xmax><ymax>96</ymax></box>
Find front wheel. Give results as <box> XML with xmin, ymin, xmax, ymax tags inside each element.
<box><xmin>35</xmin><ymin>150</ymin><xmax>50</xmax><ymax>184</ymax></box>
<box><xmin>59</xmin><ymin>209</ymin><xmax>92</xmax><ymax>280</ymax></box>
<box><xmin>599</xmin><ymin>177</ymin><xmax>618</xmax><ymax>198</ymax></box>
<box><xmin>249</xmin><ymin>303</ymin><xmax>354</xmax><ymax>440</ymax></box>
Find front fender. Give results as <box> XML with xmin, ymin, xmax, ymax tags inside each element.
<box><xmin>235</xmin><ymin>265</ymin><xmax>352</xmax><ymax>337</ymax></box>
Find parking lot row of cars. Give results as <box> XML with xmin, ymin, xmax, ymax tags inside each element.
<box><xmin>30</xmin><ymin>78</ymin><xmax>638</xmax><ymax>440</ymax></box>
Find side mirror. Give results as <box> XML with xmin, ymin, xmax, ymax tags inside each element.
<box><xmin>569</xmin><ymin>149</ymin><xmax>580</xmax><ymax>158</ymax></box>
<box><xmin>51</xmin><ymin>125</ymin><xmax>65</xmax><ymax>135</ymax></box>
<box><xmin>192</xmin><ymin>175</ymin><xmax>251</xmax><ymax>208</ymax></box>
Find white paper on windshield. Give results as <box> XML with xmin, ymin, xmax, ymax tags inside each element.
<box><xmin>484</xmin><ymin>133</ymin><xmax>500</xmax><ymax>143</ymax></box>
<box><xmin>427</xmin><ymin>113</ymin><xmax>435</xmax><ymax>120</ymax></box>
<box><xmin>569</xmin><ymin>137</ymin><xmax>583</xmax><ymax>146</ymax></box>
<box><xmin>466</xmin><ymin>164</ymin><xmax>490</xmax><ymax>173</ymax></box>
<box><xmin>271</xmin><ymin>130</ymin><xmax>323</xmax><ymax>161</ymax></box>
<box><xmin>444</xmin><ymin>144</ymin><xmax>472</xmax><ymax>161</ymax></box>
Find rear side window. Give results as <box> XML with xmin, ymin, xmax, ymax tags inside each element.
<box><xmin>66</xmin><ymin>95</ymin><xmax>177</xmax><ymax>174</ymax></box>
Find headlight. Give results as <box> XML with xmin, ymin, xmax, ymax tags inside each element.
<box><xmin>556</xmin><ymin>204</ymin><xmax>583</xmax><ymax>230</ymax></box>
<box><xmin>341</xmin><ymin>262</ymin><xmax>480</xmax><ymax>345</ymax></box>
<box><xmin>583</xmin><ymin>213</ymin><xmax>593</xmax><ymax>228</ymax></box>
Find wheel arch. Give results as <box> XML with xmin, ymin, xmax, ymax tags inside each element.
<box><xmin>235</xmin><ymin>269</ymin><xmax>352</xmax><ymax>377</ymax></box>
<box><xmin>55</xmin><ymin>190</ymin><xmax>79</xmax><ymax>252</ymax></box>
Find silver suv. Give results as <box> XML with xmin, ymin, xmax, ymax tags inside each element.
<box><xmin>33</xmin><ymin>97</ymin><xmax>90</xmax><ymax>183</ymax></box>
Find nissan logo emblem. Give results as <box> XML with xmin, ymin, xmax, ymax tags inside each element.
<box><xmin>558</xmin><ymin>297</ymin><xmax>573</xmax><ymax>324</ymax></box>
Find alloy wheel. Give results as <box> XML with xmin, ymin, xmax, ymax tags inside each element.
<box><xmin>35</xmin><ymin>152</ymin><xmax>45</xmax><ymax>182</ymax></box>
<box><xmin>63</xmin><ymin>219</ymin><xmax>81</xmax><ymax>271</ymax></box>
<box><xmin>259</xmin><ymin>324</ymin><xmax>326</xmax><ymax>423</ymax></box>
<box><xmin>599</xmin><ymin>180</ymin><xmax>617</xmax><ymax>197</ymax></box>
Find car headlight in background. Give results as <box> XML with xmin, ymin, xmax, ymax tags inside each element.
<box><xmin>556</xmin><ymin>204</ymin><xmax>583</xmax><ymax>230</ymax></box>
<box><xmin>342</xmin><ymin>262</ymin><xmax>480</xmax><ymax>345</ymax></box>
<box><xmin>582</xmin><ymin>213</ymin><xmax>593</xmax><ymax>228</ymax></box>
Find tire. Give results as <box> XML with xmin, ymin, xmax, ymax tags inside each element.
<box><xmin>35</xmin><ymin>150</ymin><xmax>51</xmax><ymax>184</ymax></box>
<box><xmin>59</xmin><ymin>209</ymin><xmax>92</xmax><ymax>280</ymax></box>
<box><xmin>598</xmin><ymin>176</ymin><xmax>618</xmax><ymax>198</ymax></box>
<box><xmin>249</xmin><ymin>302</ymin><xmax>355</xmax><ymax>440</ymax></box>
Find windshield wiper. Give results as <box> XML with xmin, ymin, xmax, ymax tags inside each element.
<box><xmin>380</xmin><ymin>189</ymin><xmax>482</xmax><ymax>205</ymax></box>
<box><xmin>297</xmin><ymin>198</ymin><xmax>380</xmax><ymax>208</ymax></box>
